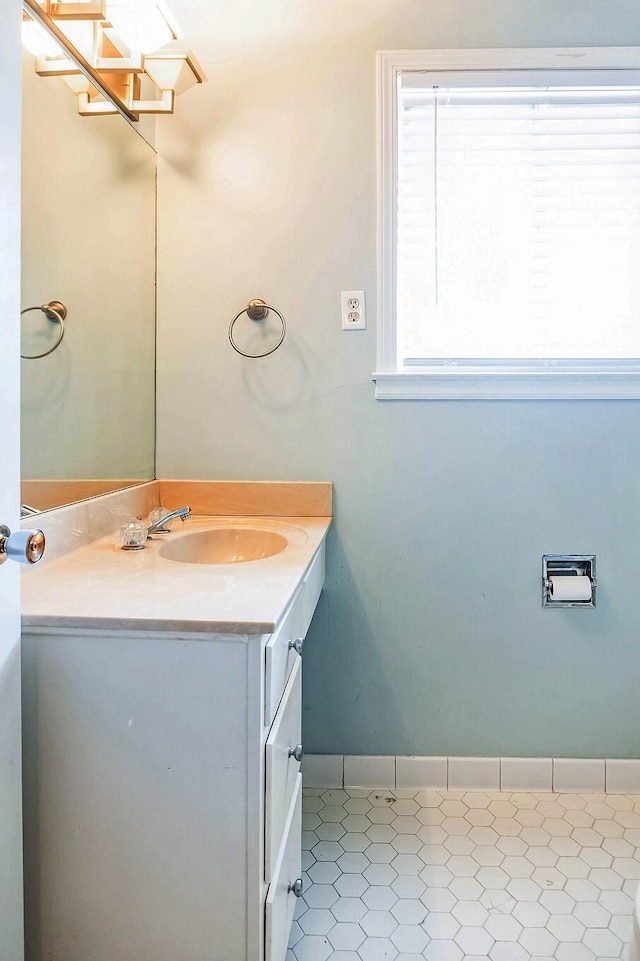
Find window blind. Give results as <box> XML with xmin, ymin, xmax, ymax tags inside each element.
<box><xmin>396</xmin><ymin>71</ymin><xmax>640</xmax><ymax>362</ymax></box>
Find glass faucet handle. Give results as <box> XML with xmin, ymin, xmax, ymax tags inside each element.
<box><xmin>148</xmin><ymin>507</ymin><xmax>172</xmax><ymax>533</ymax></box>
<box><xmin>120</xmin><ymin>518</ymin><xmax>147</xmax><ymax>551</ymax></box>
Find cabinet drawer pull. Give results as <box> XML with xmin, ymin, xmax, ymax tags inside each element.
<box><xmin>288</xmin><ymin>878</ymin><xmax>304</xmax><ymax>898</ymax></box>
<box><xmin>288</xmin><ymin>744</ymin><xmax>303</xmax><ymax>764</ymax></box>
<box><xmin>288</xmin><ymin>637</ymin><xmax>304</xmax><ymax>656</ymax></box>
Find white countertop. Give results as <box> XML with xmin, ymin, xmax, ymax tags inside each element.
<box><xmin>21</xmin><ymin>515</ymin><xmax>331</xmax><ymax>635</ymax></box>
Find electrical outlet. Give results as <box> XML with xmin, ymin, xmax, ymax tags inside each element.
<box><xmin>341</xmin><ymin>290</ymin><xmax>366</xmax><ymax>330</ymax></box>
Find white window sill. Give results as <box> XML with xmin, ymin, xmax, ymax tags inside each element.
<box><xmin>372</xmin><ymin>362</ymin><xmax>640</xmax><ymax>400</ymax></box>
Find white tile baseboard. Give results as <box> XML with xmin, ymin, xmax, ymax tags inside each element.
<box><xmin>448</xmin><ymin>757</ymin><xmax>500</xmax><ymax>791</ymax></box>
<box><xmin>605</xmin><ymin>759</ymin><xmax>640</xmax><ymax>793</ymax></box>
<box><xmin>303</xmin><ymin>755</ymin><xmax>640</xmax><ymax>792</ymax></box>
<box><xmin>501</xmin><ymin>757</ymin><xmax>553</xmax><ymax>792</ymax></box>
<box><xmin>396</xmin><ymin>756</ymin><xmax>448</xmax><ymax>790</ymax></box>
<box><xmin>553</xmin><ymin>758</ymin><xmax>605</xmax><ymax>793</ymax></box>
<box><xmin>302</xmin><ymin>754</ymin><xmax>344</xmax><ymax>788</ymax></box>
<box><xmin>343</xmin><ymin>755</ymin><xmax>395</xmax><ymax>789</ymax></box>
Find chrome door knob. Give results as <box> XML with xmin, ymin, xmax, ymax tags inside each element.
<box><xmin>0</xmin><ymin>525</ymin><xmax>45</xmax><ymax>565</ymax></box>
<box><xmin>288</xmin><ymin>744</ymin><xmax>303</xmax><ymax>764</ymax></box>
<box><xmin>288</xmin><ymin>878</ymin><xmax>304</xmax><ymax>898</ymax></box>
<box><xmin>288</xmin><ymin>637</ymin><xmax>304</xmax><ymax>656</ymax></box>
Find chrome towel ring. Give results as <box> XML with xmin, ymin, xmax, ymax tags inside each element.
<box><xmin>228</xmin><ymin>299</ymin><xmax>286</xmax><ymax>358</ymax></box>
<box><xmin>20</xmin><ymin>301</ymin><xmax>67</xmax><ymax>359</ymax></box>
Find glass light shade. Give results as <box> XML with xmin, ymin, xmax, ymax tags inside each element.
<box><xmin>144</xmin><ymin>52</ymin><xmax>204</xmax><ymax>95</ymax></box>
<box><xmin>105</xmin><ymin>0</ymin><xmax>177</xmax><ymax>53</ymax></box>
<box><xmin>58</xmin><ymin>19</ymin><xmax>95</xmax><ymax>58</ymax></box>
<box><xmin>61</xmin><ymin>73</ymin><xmax>118</xmax><ymax>116</ymax></box>
<box><xmin>22</xmin><ymin>18</ymin><xmax>63</xmax><ymax>58</ymax></box>
<box><xmin>49</xmin><ymin>1</ymin><xmax>107</xmax><ymax>19</ymax></box>
<box><xmin>61</xmin><ymin>72</ymin><xmax>90</xmax><ymax>92</ymax></box>
<box><xmin>24</xmin><ymin>0</ymin><xmax>204</xmax><ymax>119</ymax></box>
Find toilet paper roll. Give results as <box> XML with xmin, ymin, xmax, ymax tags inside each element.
<box><xmin>549</xmin><ymin>575</ymin><xmax>592</xmax><ymax>602</ymax></box>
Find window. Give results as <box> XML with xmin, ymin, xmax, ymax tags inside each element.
<box><xmin>374</xmin><ymin>48</ymin><xmax>640</xmax><ymax>399</ymax></box>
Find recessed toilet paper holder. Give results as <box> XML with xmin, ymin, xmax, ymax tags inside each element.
<box><xmin>542</xmin><ymin>555</ymin><xmax>596</xmax><ymax>608</ymax></box>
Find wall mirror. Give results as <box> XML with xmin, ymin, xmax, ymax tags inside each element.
<box><xmin>20</xmin><ymin>44</ymin><xmax>156</xmax><ymax>514</ymax></box>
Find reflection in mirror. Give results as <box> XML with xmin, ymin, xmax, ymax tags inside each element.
<box><xmin>21</xmin><ymin>48</ymin><xmax>156</xmax><ymax>514</ymax></box>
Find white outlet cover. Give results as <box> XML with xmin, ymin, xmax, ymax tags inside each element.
<box><xmin>341</xmin><ymin>290</ymin><xmax>366</xmax><ymax>330</ymax></box>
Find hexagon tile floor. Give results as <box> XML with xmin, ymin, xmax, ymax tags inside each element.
<box><xmin>287</xmin><ymin>787</ymin><xmax>640</xmax><ymax>961</ymax></box>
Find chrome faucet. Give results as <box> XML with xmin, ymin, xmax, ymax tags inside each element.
<box><xmin>146</xmin><ymin>505</ymin><xmax>191</xmax><ymax>537</ymax></box>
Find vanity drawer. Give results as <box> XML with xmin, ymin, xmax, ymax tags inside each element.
<box><xmin>265</xmin><ymin>774</ymin><xmax>302</xmax><ymax>961</ymax></box>
<box><xmin>301</xmin><ymin>542</ymin><xmax>324</xmax><ymax>631</ymax></box>
<box><xmin>264</xmin><ymin>543</ymin><xmax>325</xmax><ymax>727</ymax></box>
<box><xmin>265</xmin><ymin>657</ymin><xmax>302</xmax><ymax>881</ymax></box>
<box><xmin>264</xmin><ymin>587</ymin><xmax>305</xmax><ymax>727</ymax></box>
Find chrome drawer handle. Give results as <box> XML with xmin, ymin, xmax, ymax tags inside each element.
<box><xmin>288</xmin><ymin>637</ymin><xmax>303</xmax><ymax>656</ymax></box>
<box><xmin>288</xmin><ymin>878</ymin><xmax>304</xmax><ymax>898</ymax></box>
<box><xmin>288</xmin><ymin>744</ymin><xmax>303</xmax><ymax>764</ymax></box>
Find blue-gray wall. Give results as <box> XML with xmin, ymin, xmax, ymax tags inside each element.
<box><xmin>157</xmin><ymin>0</ymin><xmax>640</xmax><ymax>757</ymax></box>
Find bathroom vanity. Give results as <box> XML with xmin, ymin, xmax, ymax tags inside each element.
<box><xmin>21</xmin><ymin>496</ymin><xmax>330</xmax><ymax>961</ymax></box>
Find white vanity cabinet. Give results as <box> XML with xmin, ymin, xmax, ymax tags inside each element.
<box><xmin>21</xmin><ymin>542</ymin><xmax>324</xmax><ymax>961</ymax></box>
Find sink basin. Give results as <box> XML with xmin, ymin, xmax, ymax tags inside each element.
<box><xmin>159</xmin><ymin>527</ymin><xmax>288</xmax><ymax>565</ymax></box>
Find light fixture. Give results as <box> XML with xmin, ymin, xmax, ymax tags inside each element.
<box><xmin>105</xmin><ymin>0</ymin><xmax>179</xmax><ymax>54</ymax></box>
<box><xmin>22</xmin><ymin>0</ymin><xmax>205</xmax><ymax>121</ymax></box>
